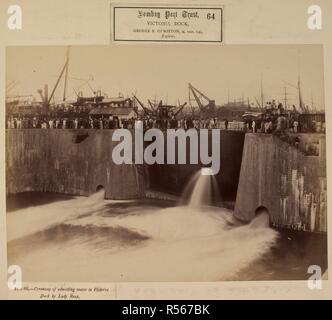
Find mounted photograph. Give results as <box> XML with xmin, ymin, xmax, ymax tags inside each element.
<box><xmin>5</xmin><ymin>44</ymin><xmax>327</xmax><ymax>282</ymax></box>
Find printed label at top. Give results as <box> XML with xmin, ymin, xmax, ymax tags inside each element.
<box><xmin>113</xmin><ymin>6</ymin><xmax>223</xmax><ymax>42</ymax></box>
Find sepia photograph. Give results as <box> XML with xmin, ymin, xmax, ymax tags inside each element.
<box><xmin>5</xmin><ymin>44</ymin><xmax>327</xmax><ymax>283</ymax></box>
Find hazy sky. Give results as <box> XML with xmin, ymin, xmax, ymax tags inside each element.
<box><xmin>6</xmin><ymin>44</ymin><xmax>325</xmax><ymax>110</ymax></box>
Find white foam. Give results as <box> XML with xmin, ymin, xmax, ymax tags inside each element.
<box><xmin>7</xmin><ymin>192</ymin><xmax>278</xmax><ymax>282</ymax></box>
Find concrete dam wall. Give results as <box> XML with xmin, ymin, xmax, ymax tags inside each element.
<box><xmin>6</xmin><ymin>129</ymin><xmax>245</xmax><ymax>202</ymax></box>
<box><xmin>234</xmin><ymin>134</ymin><xmax>327</xmax><ymax>233</ymax></box>
<box><xmin>148</xmin><ymin>131</ymin><xmax>245</xmax><ymax>201</ymax></box>
<box><xmin>6</xmin><ymin>129</ymin><xmax>326</xmax><ymax>233</ymax></box>
<box><xmin>6</xmin><ymin>129</ymin><xmax>146</xmax><ymax>199</ymax></box>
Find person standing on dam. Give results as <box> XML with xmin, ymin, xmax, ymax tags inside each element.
<box><xmin>224</xmin><ymin>119</ymin><xmax>228</xmax><ymax>130</ymax></box>
<box><xmin>62</xmin><ymin>118</ymin><xmax>67</xmax><ymax>129</ymax></box>
<box><xmin>293</xmin><ymin>120</ymin><xmax>299</xmax><ymax>133</ymax></box>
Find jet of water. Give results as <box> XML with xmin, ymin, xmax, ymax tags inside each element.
<box><xmin>183</xmin><ymin>168</ymin><xmax>220</xmax><ymax>207</ymax></box>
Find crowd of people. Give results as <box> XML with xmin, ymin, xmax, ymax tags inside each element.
<box><xmin>243</xmin><ymin>101</ymin><xmax>325</xmax><ymax>134</ymax></box>
<box><xmin>6</xmin><ymin>100</ymin><xmax>325</xmax><ymax>134</ymax></box>
<box><xmin>6</xmin><ymin>114</ymin><xmax>235</xmax><ymax>130</ymax></box>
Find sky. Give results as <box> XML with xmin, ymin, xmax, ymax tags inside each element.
<box><xmin>6</xmin><ymin>44</ymin><xmax>325</xmax><ymax>110</ymax></box>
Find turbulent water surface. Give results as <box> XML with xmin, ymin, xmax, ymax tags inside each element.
<box><xmin>7</xmin><ymin>191</ymin><xmax>327</xmax><ymax>282</ymax></box>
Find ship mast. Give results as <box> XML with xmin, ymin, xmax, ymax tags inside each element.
<box><xmin>311</xmin><ymin>91</ymin><xmax>316</xmax><ymax>111</ymax></box>
<box><xmin>260</xmin><ymin>76</ymin><xmax>264</xmax><ymax>109</ymax></box>
<box><xmin>283</xmin><ymin>86</ymin><xmax>288</xmax><ymax>109</ymax></box>
<box><xmin>63</xmin><ymin>46</ymin><xmax>70</xmax><ymax>101</ymax></box>
<box><xmin>297</xmin><ymin>75</ymin><xmax>305</xmax><ymax>112</ymax></box>
<box><xmin>47</xmin><ymin>46</ymin><xmax>70</xmax><ymax>107</ymax></box>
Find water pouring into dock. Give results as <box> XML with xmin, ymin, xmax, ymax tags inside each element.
<box><xmin>182</xmin><ymin>168</ymin><xmax>221</xmax><ymax>208</ymax></box>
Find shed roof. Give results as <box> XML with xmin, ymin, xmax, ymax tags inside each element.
<box><xmin>89</xmin><ymin>106</ymin><xmax>135</xmax><ymax>116</ymax></box>
<box><xmin>102</xmin><ymin>97</ymin><xmax>132</xmax><ymax>104</ymax></box>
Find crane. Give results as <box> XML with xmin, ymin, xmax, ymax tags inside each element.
<box><xmin>133</xmin><ymin>95</ymin><xmax>154</xmax><ymax>115</ymax></box>
<box><xmin>174</xmin><ymin>102</ymin><xmax>187</xmax><ymax>117</ymax></box>
<box><xmin>188</xmin><ymin>83</ymin><xmax>216</xmax><ymax>117</ymax></box>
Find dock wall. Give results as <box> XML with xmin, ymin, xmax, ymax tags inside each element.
<box><xmin>6</xmin><ymin>129</ymin><xmax>327</xmax><ymax>233</ymax></box>
<box><xmin>234</xmin><ymin>133</ymin><xmax>327</xmax><ymax>233</ymax></box>
<box><xmin>6</xmin><ymin>129</ymin><xmax>245</xmax><ymax>202</ymax></box>
<box><xmin>6</xmin><ymin>129</ymin><xmax>146</xmax><ymax>199</ymax></box>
